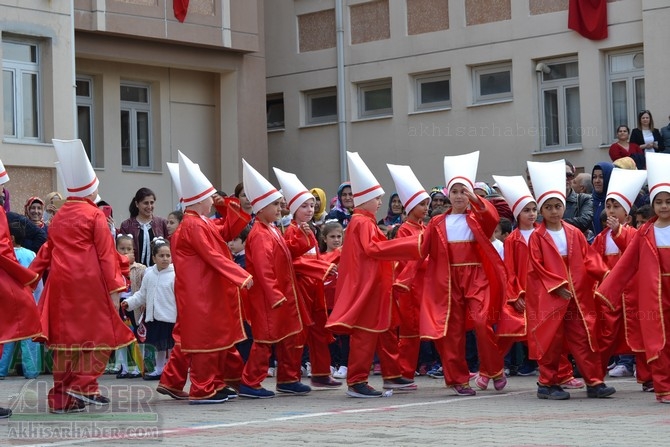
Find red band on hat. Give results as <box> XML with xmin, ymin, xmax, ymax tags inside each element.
<box><xmin>353</xmin><ymin>184</ymin><xmax>382</xmax><ymax>198</ymax></box>
<box><xmin>0</xmin><ymin>170</ymin><xmax>7</xmax><ymax>178</ymax></box>
<box><xmin>288</xmin><ymin>190</ymin><xmax>311</xmax><ymax>210</ymax></box>
<box><xmin>448</xmin><ymin>176</ymin><xmax>474</xmax><ymax>189</ymax></box>
<box><xmin>607</xmin><ymin>192</ymin><xmax>632</xmax><ymax>209</ymax></box>
<box><xmin>250</xmin><ymin>188</ymin><xmax>279</xmax><ymax>206</ymax></box>
<box><xmin>650</xmin><ymin>183</ymin><xmax>670</xmax><ymax>196</ymax></box>
<box><xmin>405</xmin><ymin>190</ymin><xmax>427</xmax><ymax>208</ymax></box>
<box><xmin>67</xmin><ymin>177</ymin><xmax>98</xmax><ymax>193</ymax></box>
<box><xmin>184</xmin><ymin>186</ymin><xmax>215</xmax><ymax>204</ymax></box>
<box><xmin>537</xmin><ymin>190</ymin><xmax>566</xmax><ymax>205</ymax></box>
<box><xmin>512</xmin><ymin>195</ymin><xmax>533</xmax><ymax>213</ymax></box>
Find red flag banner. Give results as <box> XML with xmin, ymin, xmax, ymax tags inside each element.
<box><xmin>568</xmin><ymin>0</ymin><xmax>608</xmax><ymax>40</ymax></box>
<box><xmin>174</xmin><ymin>0</ymin><xmax>189</xmax><ymax>23</ymax></box>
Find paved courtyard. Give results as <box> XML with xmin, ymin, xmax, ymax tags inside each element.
<box><xmin>1</xmin><ymin>373</ymin><xmax>669</xmax><ymax>446</ymax></box>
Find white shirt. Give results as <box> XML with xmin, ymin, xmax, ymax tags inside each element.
<box><xmin>123</xmin><ymin>264</ymin><xmax>177</xmax><ymax>323</ymax></box>
<box><xmin>547</xmin><ymin>228</ymin><xmax>568</xmax><ymax>255</ymax></box>
<box><xmin>491</xmin><ymin>238</ymin><xmax>504</xmax><ymax>260</ymax></box>
<box><xmin>446</xmin><ymin>214</ymin><xmax>474</xmax><ymax>242</ymax></box>
<box><xmin>520</xmin><ymin>228</ymin><xmax>535</xmax><ymax>245</ymax></box>
<box><xmin>605</xmin><ymin>230</ymin><xmax>620</xmax><ymax>255</ymax></box>
<box><xmin>654</xmin><ymin>225</ymin><xmax>670</xmax><ymax>247</ymax></box>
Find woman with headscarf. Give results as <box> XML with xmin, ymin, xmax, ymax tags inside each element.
<box><xmin>377</xmin><ymin>193</ymin><xmax>404</xmax><ymax>232</ymax></box>
<box><xmin>591</xmin><ymin>161</ymin><xmax>614</xmax><ymax>235</ymax></box>
<box><xmin>310</xmin><ymin>187</ymin><xmax>327</xmax><ymax>226</ymax></box>
<box><xmin>325</xmin><ymin>182</ymin><xmax>354</xmax><ymax>228</ymax></box>
<box><xmin>24</xmin><ymin>197</ymin><xmax>47</xmax><ymax>231</ymax></box>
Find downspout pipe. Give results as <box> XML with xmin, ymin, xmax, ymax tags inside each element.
<box><xmin>335</xmin><ymin>0</ymin><xmax>347</xmax><ymax>182</ymax></box>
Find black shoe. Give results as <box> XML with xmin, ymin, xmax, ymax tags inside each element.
<box><xmin>50</xmin><ymin>400</ymin><xmax>86</xmax><ymax>414</ymax></box>
<box><xmin>537</xmin><ymin>383</ymin><xmax>570</xmax><ymax>400</ymax></box>
<box><xmin>67</xmin><ymin>391</ymin><xmax>110</xmax><ymax>406</ymax></box>
<box><xmin>0</xmin><ymin>407</ymin><xmax>12</xmax><ymax>419</ymax></box>
<box><xmin>586</xmin><ymin>383</ymin><xmax>616</xmax><ymax>398</ymax></box>
<box><xmin>143</xmin><ymin>373</ymin><xmax>162</xmax><ymax>381</ymax></box>
<box><xmin>220</xmin><ymin>385</ymin><xmax>239</xmax><ymax>399</ymax></box>
<box><xmin>189</xmin><ymin>391</ymin><xmax>229</xmax><ymax>405</ymax></box>
<box><xmin>346</xmin><ymin>382</ymin><xmax>383</xmax><ymax>398</ymax></box>
<box><xmin>116</xmin><ymin>371</ymin><xmax>130</xmax><ymax>379</ymax></box>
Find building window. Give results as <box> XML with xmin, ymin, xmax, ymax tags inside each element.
<box><xmin>267</xmin><ymin>94</ymin><xmax>285</xmax><ymax>130</ymax></box>
<box><xmin>538</xmin><ymin>59</ymin><xmax>580</xmax><ymax>150</ymax></box>
<box><xmin>472</xmin><ymin>63</ymin><xmax>512</xmax><ymax>104</ymax></box>
<box><xmin>2</xmin><ymin>38</ymin><xmax>40</xmax><ymax>140</ymax></box>
<box><xmin>413</xmin><ymin>71</ymin><xmax>451</xmax><ymax>111</ymax></box>
<box><xmin>358</xmin><ymin>79</ymin><xmax>392</xmax><ymax>118</ymax></box>
<box><xmin>305</xmin><ymin>88</ymin><xmax>337</xmax><ymax>125</ymax></box>
<box><xmin>76</xmin><ymin>77</ymin><xmax>95</xmax><ymax>166</ymax></box>
<box><xmin>607</xmin><ymin>50</ymin><xmax>644</xmax><ymax>140</ymax></box>
<box><xmin>120</xmin><ymin>83</ymin><xmax>152</xmax><ymax>169</ymax></box>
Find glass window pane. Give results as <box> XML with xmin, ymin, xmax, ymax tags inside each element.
<box><xmin>565</xmin><ymin>87</ymin><xmax>581</xmax><ymax>145</ymax></box>
<box><xmin>311</xmin><ymin>95</ymin><xmax>337</xmax><ymax>119</ymax></box>
<box><xmin>77</xmin><ymin>105</ymin><xmax>92</xmax><ymax>161</ymax></box>
<box><xmin>136</xmin><ymin>111</ymin><xmax>150</xmax><ymax>167</ymax></box>
<box><xmin>76</xmin><ymin>80</ymin><xmax>90</xmax><ymax>97</ymax></box>
<box><xmin>120</xmin><ymin>85</ymin><xmax>148</xmax><ymax>103</ymax></box>
<box><xmin>543</xmin><ymin>89</ymin><xmax>559</xmax><ymax>146</ymax></box>
<box><xmin>22</xmin><ymin>72</ymin><xmax>38</xmax><ymax>138</ymax></box>
<box><xmin>266</xmin><ymin>98</ymin><xmax>285</xmax><ymax>129</ymax></box>
<box><xmin>3</xmin><ymin>70</ymin><xmax>15</xmax><ymax>136</ymax></box>
<box><xmin>480</xmin><ymin>71</ymin><xmax>510</xmax><ymax>96</ymax></box>
<box><xmin>364</xmin><ymin>87</ymin><xmax>392</xmax><ymax>111</ymax></box>
<box><xmin>611</xmin><ymin>80</ymin><xmax>627</xmax><ymax>137</ymax></box>
<box><xmin>420</xmin><ymin>79</ymin><xmax>450</xmax><ymax>104</ymax></box>
<box><xmin>2</xmin><ymin>41</ymin><xmax>37</xmax><ymax>63</ymax></box>
<box><xmin>121</xmin><ymin>110</ymin><xmax>131</xmax><ymax>166</ymax></box>
<box><xmin>543</xmin><ymin>62</ymin><xmax>579</xmax><ymax>81</ymax></box>
<box><xmin>635</xmin><ymin>78</ymin><xmax>645</xmax><ymax>115</ymax></box>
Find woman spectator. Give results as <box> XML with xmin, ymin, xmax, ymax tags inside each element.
<box><xmin>590</xmin><ymin>161</ymin><xmax>614</xmax><ymax>235</ymax></box>
<box><xmin>377</xmin><ymin>192</ymin><xmax>404</xmax><ymax>232</ymax></box>
<box><xmin>43</xmin><ymin>192</ymin><xmax>64</xmax><ymax>225</ymax></box>
<box><xmin>24</xmin><ymin>197</ymin><xmax>47</xmax><ymax>230</ymax></box>
<box><xmin>119</xmin><ymin>188</ymin><xmax>169</xmax><ymax>266</ymax></box>
<box><xmin>630</xmin><ymin>110</ymin><xmax>664</xmax><ymax>168</ymax></box>
<box><xmin>233</xmin><ymin>182</ymin><xmax>254</xmax><ymax>216</ymax></box>
<box><xmin>325</xmin><ymin>182</ymin><xmax>354</xmax><ymax>228</ymax></box>
<box><xmin>609</xmin><ymin>125</ymin><xmax>644</xmax><ymax>169</ymax></box>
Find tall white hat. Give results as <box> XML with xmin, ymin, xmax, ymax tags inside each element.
<box><xmin>243</xmin><ymin>159</ymin><xmax>282</xmax><ymax>213</ymax></box>
<box><xmin>606</xmin><ymin>168</ymin><xmax>647</xmax><ymax>214</ymax></box>
<box><xmin>178</xmin><ymin>151</ymin><xmax>215</xmax><ymax>207</ymax></box>
<box><xmin>0</xmin><ymin>158</ymin><xmax>9</xmax><ymax>186</ymax></box>
<box><xmin>273</xmin><ymin>168</ymin><xmax>312</xmax><ymax>215</ymax></box>
<box><xmin>166</xmin><ymin>162</ymin><xmax>183</xmax><ymax>202</ymax></box>
<box><xmin>52</xmin><ymin>139</ymin><xmax>99</xmax><ymax>198</ymax></box>
<box><xmin>491</xmin><ymin>175</ymin><xmax>536</xmax><ymax>217</ymax></box>
<box><xmin>526</xmin><ymin>160</ymin><xmax>566</xmax><ymax>208</ymax></box>
<box><xmin>646</xmin><ymin>152</ymin><xmax>670</xmax><ymax>202</ymax></box>
<box><xmin>347</xmin><ymin>151</ymin><xmax>384</xmax><ymax>207</ymax></box>
<box><xmin>444</xmin><ymin>151</ymin><xmax>479</xmax><ymax>193</ymax></box>
<box><xmin>387</xmin><ymin>164</ymin><xmax>429</xmax><ymax>213</ymax></box>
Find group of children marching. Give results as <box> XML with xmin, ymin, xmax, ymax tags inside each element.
<box><xmin>3</xmin><ymin>141</ymin><xmax>670</xmax><ymax>417</ymax></box>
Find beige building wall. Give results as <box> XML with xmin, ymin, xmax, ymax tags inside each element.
<box><xmin>1</xmin><ymin>0</ymin><xmax>266</xmax><ymax>218</ymax></box>
<box><xmin>265</xmin><ymin>0</ymin><xmax>670</xmax><ymax>210</ymax></box>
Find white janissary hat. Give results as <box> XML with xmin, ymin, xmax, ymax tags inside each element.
<box><xmin>178</xmin><ymin>151</ymin><xmax>215</xmax><ymax>207</ymax></box>
<box><xmin>273</xmin><ymin>167</ymin><xmax>312</xmax><ymax>215</ymax></box>
<box><xmin>0</xmin><ymin>158</ymin><xmax>9</xmax><ymax>185</ymax></box>
<box><xmin>347</xmin><ymin>151</ymin><xmax>384</xmax><ymax>207</ymax></box>
<box><xmin>444</xmin><ymin>151</ymin><xmax>479</xmax><ymax>193</ymax></box>
<box><xmin>243</xmin><ymin>159</ymin><xmax>282</xmax><ymax>213</ymax></box>
<box><xmin>491</xmin><ymin>175</ymin><xmax>536</xmax><ymax>218</ymax></box>
<box><xmin>526</xmin><ymin>160</ymin><xmax>566</xmax><ymax>208</ymax></box>
<box><xmin>52</xmin><ymin>139</ymin><xmax>100</xmax><ymax>198</ymax></box>
<box><xmin>387</xmin><ymin>164</ymin><xmax>429</xmax><ymax>213</ymax></box>
<box><xmin>646</xmin><ymin>152</ymin><xmax>670</xmax><ymax>202</ymax></box>
<box><xmin>606</xmin><ymin>168</ymin><xmax>647</xmax><ymax>214</ymax></box>
<box><xmin>166</xmin><ymin>162</ymin><xmax>183</xmax><ymax>202</ymax></box>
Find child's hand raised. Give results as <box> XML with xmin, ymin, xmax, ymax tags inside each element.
<box><xmin>606</xmin><ymin>216</ymin><xmax>620</xmax><ymax>233</ymax></box>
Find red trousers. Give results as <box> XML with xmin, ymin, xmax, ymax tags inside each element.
<box><xmin>242</xmin><ymin>332</ymin><xmax>304</xmax><ymax>388</ymax></box>
<box><xmin>347</xmin><ymin>328</ymin><xmax>401</xmax><ymax>386</ymax></box>
<box><xmin>399</xmin><ymin>336</ymin><xmax>421</xmax><ymax>380</ymax></box>
<box><xmin>650</xmin><ymin>349</ymin><xmax>670</xmax><ymax>400</ymax></box>
<box><xmin>538</xmin><ymin>299</ymin><xmax>603</xmax><ymax>387</ymax></box>
<box><xmin>306</xmin><ymin>311</ymin><xmax>335</xmax><ymax>377</ymax></box>
<box><xmin>159</xmin><ymin>343</ymin><xmax>191</xmax><ymax>393</ymax></box>
<box><xmin>497</xmin><ymin>338</ymin><xmax>575</xmax><ymax>383</ymax></box>
<box><xmin>49</xmin><ymin>349</ymin><xmax>109</xmax><ymax>411</ymax></box>
<box><xmin>398</xmin><ymin>288</ymin><xmax>421</xmax><ymax>380</ymax></box>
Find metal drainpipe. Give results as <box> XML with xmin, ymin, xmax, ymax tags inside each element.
<box><xmin>335</xmin><ymin>0</ymin><xmax>347</xmax><ymax>182</ymax></box>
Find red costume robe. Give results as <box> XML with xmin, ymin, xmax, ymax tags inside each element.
<box><xmin>0</xmin><ymin>206</ymin><xmax>41</xmax><ymax>345</ymax></box>
<box><xmin>527</xmin><ymin>222</ymin><xmax>609</xmax><ymax>386</ymax></box>
<box><xmin>31</xmin><ymin>197</ymin><xmax>134</xmax><ymax>410</ymax></box>
<box><xmin>597</xmin><ymin>218</ymin><xmax>670</xmax><ymax>398</ymax></box>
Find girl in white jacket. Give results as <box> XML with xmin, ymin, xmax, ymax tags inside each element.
<box><xmin>122</xmin><ymin>238</ymin><xmax>176</xmax><ymax>380</ymax></box>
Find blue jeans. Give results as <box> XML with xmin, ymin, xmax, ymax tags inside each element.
<box><xmin>0</xmin><ymin>339</ymin><xmax>42</xmax><ymax>378</ymax></box>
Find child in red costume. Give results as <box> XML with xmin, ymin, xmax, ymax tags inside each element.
<box><xmin>598</xmin><ymin>152</ymin><xmax>670</xmax><ymax>404</ymax></box>
<box><xmin>326</xmin><ymin>152</ymin><xmax>422</xmax><ymax>398</ymax></box>
<box><xmin>31</xmin><ymin>140</ymin><xmax>134</xmax><ymax>413</ymax></box>
<box><xmin>526</xmin><ymin>159</ymin><xmax>615</xmax><ymax>400</ymax></box>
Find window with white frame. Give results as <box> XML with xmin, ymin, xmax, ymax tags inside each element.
<box><xmin>413</xmin><ymin>71</ymin><xmax>451</xmax><ymax>111</ymax></box>
<box><xmin>472</xmin><ymin>63</ymin><xmax>512</xmax><ymax>104</ymax></box>
<box><xmin>2</xmin><ymin>38</ymin><xmax>40</xmax><ymax>140</ymax></box>
<box><xmin>358</xmin><ymin>79</ymin><xmax>392</xmax><ymax>118</ymax></box>
<box><xmin>76</xmin><ymin>77</ymin><xmax>95</xmax><ymax>166</ymax></box>
<box><xmin>305</xmin><ymin>87</ymin><xmax>337</xmax><ymax>125</ymax></box>
<box><xmin>538</xmin><ymin>59</ymin><xmax>581</xmax><ymax>150</ymax></box>
<box><xmin>267</xmin><ymin>94</ymin><xmax>285</xmax><ymax>130</ymax></box>
<box><xmin>120</xmin><ymin>83</ymin><xmax>152</xmax><ymax>169</ymax></box>
<box><xmin>607</xmin><ymin>50</ymin><xmax>644</xmax><ymax>140</ymax></box>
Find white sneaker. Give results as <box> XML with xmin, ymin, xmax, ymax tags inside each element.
<box><xmin>333</xmin><ymin>366</ymin><xmax>347</xmax><ymax>379</ymax></box>
<box><xmin>267</xmin><ymin>367</ymin><xmax>276</xmax><ymax>377</ymax></box>
<box><xmin>609</xmin><ymin>364</ymin><xmax>633</xmax><ymax>377</ymax></box>
<box><xmin>330</xmin><ymin>366</ymin><xmax>337</xmax><ymax>376</ymax></box>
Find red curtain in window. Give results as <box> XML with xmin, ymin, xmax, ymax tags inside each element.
<box><xmin>568</xmin><ymin>0</ymin><xmax>608</xmax><ymax>40</ymax></box>
<box><xmin>174</xmin><ymin>0</ymin><xmax>189</xmax><ymax>23</ymax></box>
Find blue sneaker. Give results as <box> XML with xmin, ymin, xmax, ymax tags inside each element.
<box><xmin>276</xmin><ymin>381</ymin><xmax>311</xmax><ymax>395</ymax></box>
<box><xmin>238</xmin><ymin>384</ymin><xmax>275</xmax><ymax>399</ymax></box>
